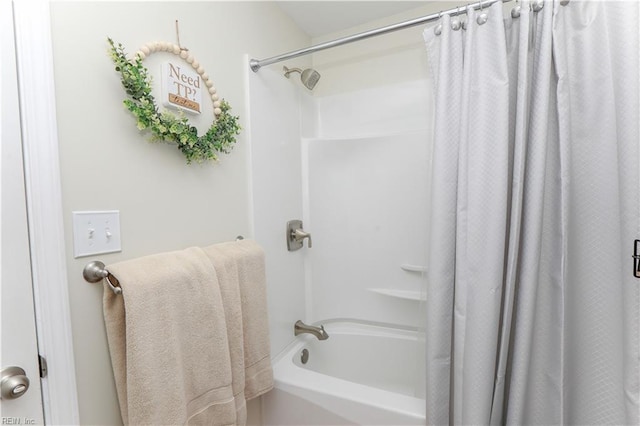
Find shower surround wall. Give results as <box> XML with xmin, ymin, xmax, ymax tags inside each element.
<box><xmin>248</xmin><ymin>70</ymin><xmax>433</xmax><ymax>350</ymax></box>
<box><xmin>246</xmin><ymin>64</ymin><xmax>315</xmax><ymax>355</ymax></box>
<box><xmin>303</xmin><ymin>81</ymin><xmax>433</xmax><ymax>327</ymax></box>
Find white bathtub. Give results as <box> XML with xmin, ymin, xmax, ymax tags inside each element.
<box><xmin>262</xmin><ymin>320</ymin><xmax>426</xmax><ymax>425</ymax></box>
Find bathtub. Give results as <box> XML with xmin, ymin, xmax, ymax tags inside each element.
<box><xmin>262</xmin><ymin>320</ymin><xmax>426</xmax><ymax>425</ymax></box>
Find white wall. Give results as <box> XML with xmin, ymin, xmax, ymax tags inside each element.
<box><xmin>49</xmin><ymin>2</ymin><xmax>309</xmax><ymax>424</ymax></box>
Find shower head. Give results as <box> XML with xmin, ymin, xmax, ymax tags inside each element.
<box><xmin>283</xmin><ymin>66</ymin><xmax>321</xmax><ymax>90</ymax></box>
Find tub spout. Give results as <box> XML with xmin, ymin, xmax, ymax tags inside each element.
<box><xmin>294</xmin><ymin>320</ymin><xmax>329</xmax><ymax>340</ymax></box>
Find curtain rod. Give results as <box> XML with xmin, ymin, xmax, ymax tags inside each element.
<box><xmin>249</xmin><ymin>0</ymin><xmax>513</xmax><ymax>72</ymax></box>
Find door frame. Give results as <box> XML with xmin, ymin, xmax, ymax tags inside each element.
<box><xmin>12</xmin><ymin>1</ymin><xmax>79</xmax><ymax>423</ymax></box>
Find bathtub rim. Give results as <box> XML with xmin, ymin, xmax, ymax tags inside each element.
<box><xmin>272</xmin><ymin>317</ymin><xmax>425</xmax><ymax>361</ymax></box>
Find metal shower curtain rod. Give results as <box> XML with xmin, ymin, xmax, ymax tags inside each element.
<box><xmin>249</xmin><ymin>0</ymin><xmax>513</xmax><ymax>72</ymax></box>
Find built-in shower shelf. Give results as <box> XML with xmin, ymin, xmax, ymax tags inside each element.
<box><xmin>400</xmin><ymin>264</ymin><xmax>428</xmax><ymax>273</ymax></box>
<box><xmin>368</xmin><ymin>288</ymin><xmax>426</xmax><ymax>302</ymax></box>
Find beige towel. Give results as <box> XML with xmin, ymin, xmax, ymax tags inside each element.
<box><xmin>202</xmin><ymin>243</ymin><xmax>247</xmax><ymax>425</ymax></box>
<box><xmin>104</xmin><ymin>247</ymin><xmax>236</xmax><ymax>426</ymax></box>
<box><xmin>203</xmin><ymin>240</ymin><xmax>274</xmax><ymax>418</ymax></box>
<box><xmin>231</xmin><ymin>241</ymin><xmax>273</xmax><ymax>400</ymax></box>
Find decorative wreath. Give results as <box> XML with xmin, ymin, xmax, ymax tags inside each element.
<box><xmin>108</xmin><ymin>38</ymin><xmax>240</xmax><ymax>163</ymax></box>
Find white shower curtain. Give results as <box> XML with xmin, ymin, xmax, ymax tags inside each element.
<box><xmin>423</xmin><ymin>1</ymin><xmax>639</xmax><ymax>424</ymax></box>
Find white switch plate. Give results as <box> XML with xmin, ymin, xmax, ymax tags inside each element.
<box><xmin>72</xmin><ymin>210</ymin><xmax>122</xmax><ymax>258</ymax></box>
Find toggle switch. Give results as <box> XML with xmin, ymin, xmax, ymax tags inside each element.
<box><xmin>72</xmin><ymin>211</ymin><xmax>122</xmax><ymax>258</ymax></box>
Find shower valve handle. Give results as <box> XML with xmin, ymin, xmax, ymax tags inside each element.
<box><xmin>292</xmin><ymin>229</ymin><xmax>313</xmax><ymax>248</ymax></box>
<box><xmin>286</xmin><ymin>220</ymin><xmax>312</xmax><ymax>251</ymax></box>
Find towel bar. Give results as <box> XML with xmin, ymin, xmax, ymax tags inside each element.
<box><xmin>83</xmin><ymin>236</ymin><xmax>246</xmax><ymax>294</ymax></box>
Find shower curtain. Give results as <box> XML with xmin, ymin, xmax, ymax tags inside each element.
<box><xmin>423</xmin><ymin>1</ymin><xmax>639</xmax><ymax>424</ymax></box>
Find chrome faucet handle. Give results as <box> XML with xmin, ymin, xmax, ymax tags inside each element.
<box><xmin>293</xmin><ymin>228</ymin><xmax>312</xmax><ymax>248</ymax></box>
<box><xmin>286</xmin><ymin>220</ymin><xmax>312</xmax><ymax>251</ymax></box>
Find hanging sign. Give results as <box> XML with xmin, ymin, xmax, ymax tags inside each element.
<box><xmin>162</xmin><ymin>62</ymin><xmax>202</xmax><ymax>114</ymax></box>
<box><xmin>108</xmin><ymin>37</ymin><xmax>240</xmax><ymax>163</ymax></box>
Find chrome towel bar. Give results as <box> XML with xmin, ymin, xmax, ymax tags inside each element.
<box><xmin>83</xmin><ymin>236</ymin><xmax>245</xmax><ymax>295</ymax></box>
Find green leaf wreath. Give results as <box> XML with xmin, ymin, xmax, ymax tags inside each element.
<box><xmin>108</xmin><ymin>38</ymin><xmax>240</xmax><ymax>163</ymax></box>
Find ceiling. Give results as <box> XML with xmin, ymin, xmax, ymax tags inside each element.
<box><xmin>276</xmin><ymin>1</ymin><xmax>429</xmax><ymax>38</ymax></box>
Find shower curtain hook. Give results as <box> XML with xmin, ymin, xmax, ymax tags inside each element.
<box><xmin>532</xmin><ymin>0</ymin><xmax>544</xmax><ymax>12</ymax></box>
<box><xmin>477</xmin><ymin>0</ymin><xmax>489</xmax><ymax>25</ymax></box>
<box><xmin>511</xmin><ymin>0</ymin><xmax>522</xmax><ymax>18</ymax></box>
<box><xmin>451</xmin><ymin>6</ymin><xmax>462</xmax><ymax>31</ymax></box>
<box><xmin>434</xmin><ymin>11</ymin><xmax>443</xmax><ymax>36</ymax></box>
<box><xmin>462</xmin><ymin>4</ymin><xmax>471</xmax><ymax>30</ymax></box>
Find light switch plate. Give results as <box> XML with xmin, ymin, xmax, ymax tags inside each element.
<box><xmin>72</xmin><ymin>211</ymin><xmax>122</xmax><ymax>258</ymax></box>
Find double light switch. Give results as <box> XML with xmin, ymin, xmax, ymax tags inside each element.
<box><xmin>72</xmin><ymin>211</ymin><xmax>122</xmax><ymax>258</ymax></box>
